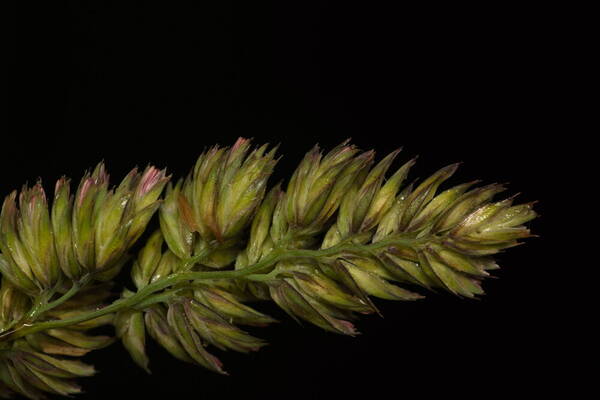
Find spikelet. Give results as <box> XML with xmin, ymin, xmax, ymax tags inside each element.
<box><xmin>0</xmin><ymin>163</ymin><xmax>169</xmax><ymax>294</ymax></box>
<box><xmin>159</xmin><ymin>138</ymin><xmax>278</xmax><ymax>267</ymax></box>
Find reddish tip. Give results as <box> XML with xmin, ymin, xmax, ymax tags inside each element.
<box><xmin>138</xmin><ymin>166</ymin><xmax>165</xmax><ymax>195</ymax></box>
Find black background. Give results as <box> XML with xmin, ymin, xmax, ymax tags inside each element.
<box><xmin>7</xmin><ymin>1</ymin><xmax>566</xmax><ymax>399</ymax></box>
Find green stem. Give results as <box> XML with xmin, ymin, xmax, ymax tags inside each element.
<box><xmin>0</xmin><ymin>234</ymin><xmax>422</xmax><ymax>342</ymax></box>
<box><xmin>31</xmin><ymin>274</ymin><xmax>94</xmax><ymax>319</ymax></box>
<box><xmin>23</xmin><ymin>292</ymin><xmax>53</xmax><ymax>323</ymax></box>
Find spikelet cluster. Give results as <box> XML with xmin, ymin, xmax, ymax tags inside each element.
<box><xmin>0</xmin><ymin>164</ymin><xmax>167</xmax><ymax>399</ymax></box>
<box><xmin>0</xmin><ymin>139</ymin><xmax>537</xmax><ymax>398</ymax></box>
<box><xmin>119</xmin><ymin>139</ymin><xmax>536</xmax><ymax>375</ymax></box>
